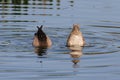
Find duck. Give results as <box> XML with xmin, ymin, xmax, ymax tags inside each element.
<box><xmin>66</xmin><ymin>24</ymin><xmax>85</xmax><ymax>47</ymax></box>
<box><xmin>32</xmin><ymin>25</ymin><xmax>52</xmax><ymax>48</ymax></box>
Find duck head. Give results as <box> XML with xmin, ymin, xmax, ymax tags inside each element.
<box><xmin>71</xmin><ymin>24</ymin><xmax>80</xmax><ymax>34</ymax></box>
<box><xmin>35</xmin><ymin>25</ymin><xmax>47</xmax><ymax>42</ymax></box>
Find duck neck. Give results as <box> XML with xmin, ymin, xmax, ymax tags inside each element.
<box><xmin>72</xmin><ymin>28</ymin><xmax>80</xmax><ymax>34</ymax></box>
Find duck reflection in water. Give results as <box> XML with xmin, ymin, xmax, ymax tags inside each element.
<box><xmin>69</xmin><ymin>46</ymin><xmax>83</xmax><ymax>65</ymax></box>
<box><xmin>32</xmin><ymin>25</ymin><xmax>52</xmax><ymax>56</ymax></box>
<box><xmin>34</xmin><ymin>47</ymin><xmax>47</xmax><ymax>56</ymax></box>
<box><xmin>67</xmin><ymin>24</ymin><xmax>85</xmax><ymax>65</ymax></box>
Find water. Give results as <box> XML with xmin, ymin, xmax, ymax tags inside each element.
<box><xmin>0</xmin><ymin>0</ymin><xmax>120</xmax><ymax>80</ymax></box>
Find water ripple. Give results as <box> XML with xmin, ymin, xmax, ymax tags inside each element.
<box><xmin>89</xmin><ymin>25</ymin><xmax>120</xmax><ymax>28</ymax></box>
<box><xmin>0</xmin><ymin>0</ymin><xmax>120</xmax><ymax>80</ymax></box>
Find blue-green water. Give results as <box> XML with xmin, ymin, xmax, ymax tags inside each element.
<box><xmin>0</xmin><ymin>0</ymin><xmax>120</xmax><ymax>80</ymax></box>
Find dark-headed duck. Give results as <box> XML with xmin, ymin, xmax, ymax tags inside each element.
<box><xmin>33</xmin><ymin>25</ymin><xmax>52</xmax><ymax>48</ymax></box>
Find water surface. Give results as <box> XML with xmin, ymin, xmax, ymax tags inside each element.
<box><xmin>0</xmin><ymin>0</ymin><xmax>120</xmax><ymax>80</ymax></box>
